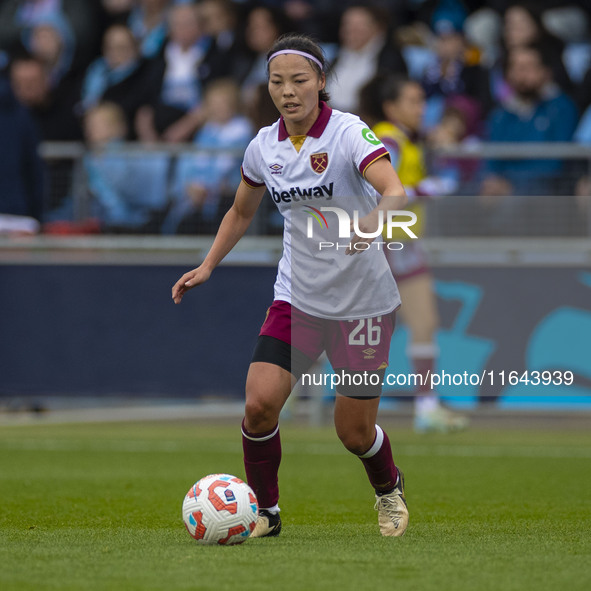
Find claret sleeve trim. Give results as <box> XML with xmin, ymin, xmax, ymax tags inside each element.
<box><xmin>359</xmin><ymin>147</ymin><xmax>390</xmax><ymax>177</ymax></box>
<box><xmin>241</xmin><ymin>166</ymin><xmax>265</xmax><ymax>188</ymax></box>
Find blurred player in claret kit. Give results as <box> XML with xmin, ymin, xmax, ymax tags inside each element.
<box><xmin>173</xmin><ymin>33</ymin><xmax>410</xmax><ymax>537</ymax></box>
<box><xmin>366</xmin><ymin>75</ymin><xmax>468</xmax><ymax>433</ymax></box>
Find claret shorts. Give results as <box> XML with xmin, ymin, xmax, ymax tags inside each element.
<box><xmin>251</xmin><ymin>300</ymin><xmax>397</xmax><ymax>397</ymax></box>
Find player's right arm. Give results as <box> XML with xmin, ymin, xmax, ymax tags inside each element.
<box><xmin>172</xmin><ymin>181</ymin><xmax>266</xmax><ymax>304</ymax></box>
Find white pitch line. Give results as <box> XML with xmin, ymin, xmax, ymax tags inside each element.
<box><xmin>0</xmin><ymin>439</ymin><xmax>590</xmax><ymax>459</ymax></box>
<box><xmin>296</xmin><ymin>443</ymin><xmax>591</xmax><ymax>459</ymax></box>
<box><xmin>0</xmin><ymin>403</ymin><xmax>246</xmax><ymax>426</ymax></box>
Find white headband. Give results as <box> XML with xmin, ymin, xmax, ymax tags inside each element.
<box><xmin>267</xmin><ymin>49</ymin><xmax>323</xmax><ymax>71</ymax></box>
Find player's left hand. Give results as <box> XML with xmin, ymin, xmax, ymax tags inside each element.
<box><xmin>346</xmin><ymin>212</ymin><xmax>380</xmax><ymax>255</ymax></box>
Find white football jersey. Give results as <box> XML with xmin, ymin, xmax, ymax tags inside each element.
<box><xmin>241</xmin><ymin>103</ymin><xmax>401</xmax><ymax>320</ymax></box>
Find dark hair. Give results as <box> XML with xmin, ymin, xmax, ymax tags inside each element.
<box><xmin>359</xmin><ymin>75</ymin><xmax>418</xmax><ymax>125</ymax></box>
<box><xmin>342</xmin><ymin>2</ymin><xmax>390</xmax><ymax>31</ymax></box>
<box><xmin>501</xmin><ymin>3</ymin><xmax>565</xmax><ymax>69</ymax></box>
<box><xmin>248</xmin><ymin>4</ymin><xmax>292</xmax><ymax>38</ymax></box>
<box><xmin>8</xmin><ymin>50</ymin><xmax>45</xmax><ymax>74</ymax></box>
<box><xmin>103</xmin><ymin>23</ymin><xmax>138</xmax><ymax>50</ymax></box>
<box><xmin>358</xmin><ymin>73</ymin><xmax>387</xmax><ymax>126</ymax></box>
<box><xmin>505</xmin><ymin>42</ymin><xmax>554</xmax><ymax>74</ymax></box>
<box><xmin>267</xmin><ymin>33</ymin><xmax>330</xmax><ymax>103</ymax></box>
<box><xmin>379</xmin><ymin>75</ymin><xmax>418</xmax><ymax>105</ymax></box>
<box><xmin>504</xmin><ymin>3</ymin><xmax>561</xmax><ymax>47</ymax></box>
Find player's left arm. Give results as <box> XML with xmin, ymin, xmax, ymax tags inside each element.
<box><xmin>347</xmin><ymin>157</ymin><xmax>407</xmax><ymax>255</ymax></box>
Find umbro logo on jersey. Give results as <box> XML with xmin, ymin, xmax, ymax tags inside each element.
<box><xmin>269</xmin><ymin>163</ymin><xmax>283</xmax><ymax>175</ymax></box>
<box><xmin>271</xmin><ymin>182</ymin><xmax>334</xmax><ymax>203</ymax></box>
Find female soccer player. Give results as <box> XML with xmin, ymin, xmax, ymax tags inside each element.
<box><xmin>172</xmin><ymin>34</ymin><xmax>409</xmax><ymax>537</ymax></box>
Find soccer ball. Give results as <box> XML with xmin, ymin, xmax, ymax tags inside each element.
<box><xmin>182</xmin><ymin>474</ymin><xmax>258</xmax><ymax>545</ymax></box>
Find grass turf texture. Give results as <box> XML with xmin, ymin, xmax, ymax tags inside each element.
<box><xmin>0</xmin><ymin>421</ymin><xmax>589</xmax><ymax>591</ymax></box>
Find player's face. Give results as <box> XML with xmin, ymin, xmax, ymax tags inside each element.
<box><xmin>268</xmin><ymin>54</ymin><xmax>325</xmax><ymax>134</ymax></box>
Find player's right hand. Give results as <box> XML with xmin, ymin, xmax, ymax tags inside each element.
<box><xmin>172</xmin><ymin>266</ymin><xmax>211</xmax><ymax>304</ymax></box>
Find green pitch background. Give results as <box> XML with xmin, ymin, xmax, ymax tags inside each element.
<box><xmin>1</xmin><ymin>421</ymin><xmax>589</xmax><ymax>591</ymax></box>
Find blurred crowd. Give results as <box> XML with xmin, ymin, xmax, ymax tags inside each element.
<box><xmin>1</xmin><ymin>0</ymin><xmax>591</xmax><ymax>235</ymax></box>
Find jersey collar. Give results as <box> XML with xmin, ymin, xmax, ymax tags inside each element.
<box><xmin>278</xmin><ymin>101</ymin><xmax>332</xmax><ymax>141</ymax></box>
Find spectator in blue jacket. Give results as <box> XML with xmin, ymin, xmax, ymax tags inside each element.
<box><xmin>162</xmin><ymin>78</ymin><xmax>253</xmax><ymax>234</ymax></box>
<box><xmin>127</xmin><ymin>0</ymin><xmax>171</xmax><ymax>59</ymax></box>
<box><xmin>83</xmin><ymin>102</ymin><xmax>169</xmax><ymax>232</ymax></box>
<box><xmin>23</xmin><ymin>11</ymin><xmax>76</xmax><ymax>89</ymax></box>
<box><xmin>0</xmin><ymin>0</ymin><xmax>103</xmax><ymax>73</ymax></box>
<box><xmin>480</xmin><ymin>43</ymin><xmax>578</xmax><ymax>198</ymax></box>
<box><xmin>80</xmin><ymin>24</ymin><xmax>160</xmax><ymax>137</ymax></box>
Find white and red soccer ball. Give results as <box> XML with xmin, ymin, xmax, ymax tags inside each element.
<box><xmin>182</xmin><ymin>474</ymin><xmax>258</xmax><ymax>545</ymax></box>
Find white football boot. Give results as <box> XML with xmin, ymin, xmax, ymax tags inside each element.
<box><xmin>414</xmin><ymin>405</ymin><xmax>469</xmax><ymax>433</ymax></box>
<box><xmin>374</xmin><ymin>470</ymin><xmax>409</xmax><ymax>537</ymax></box>
<box><xmin>250</xmin><ymin>509</ymin><xmax>282</xmax><ymax>538</ymax></box>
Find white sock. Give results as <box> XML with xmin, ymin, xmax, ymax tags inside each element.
<box><xmin>358</xmin><ymin>425</ymin><xmax>384</xmax><ymax>459</ymax></box>
<box><xmin>260</xmin><ymin>504</ymin><xmax>280</xmax><ymax>514</ymax></box>
<box><xmin>415</xmin><ymin>393</ymin><xmax>439</xmax><ymax>415</ymax></box>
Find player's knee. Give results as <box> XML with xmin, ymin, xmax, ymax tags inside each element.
<box><xmin>336</xmin><ymin>427</ymin><xmax>374</xmax><ymax>455</ymax></box>
<box><xmin>244</xmin><ymin>397</ymin><xmax>278</xmax><ymax>432</ymax></box>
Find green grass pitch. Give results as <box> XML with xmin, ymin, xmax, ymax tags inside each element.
<box><xmin>1</xmin><ymin>420</ymin><xmax>589</xmax><ymax>591</ymax></box>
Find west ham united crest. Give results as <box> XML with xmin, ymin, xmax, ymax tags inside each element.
<box><xmin>310</xmin><ymin>152</ymin><xmax>328</xmax><ymax>174</ymax></box>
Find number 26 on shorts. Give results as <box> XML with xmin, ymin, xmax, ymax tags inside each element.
<box><xmin>348</xmin><ymin>317</ymin><xmax>382</xmax><ymax>346</ymax></box>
